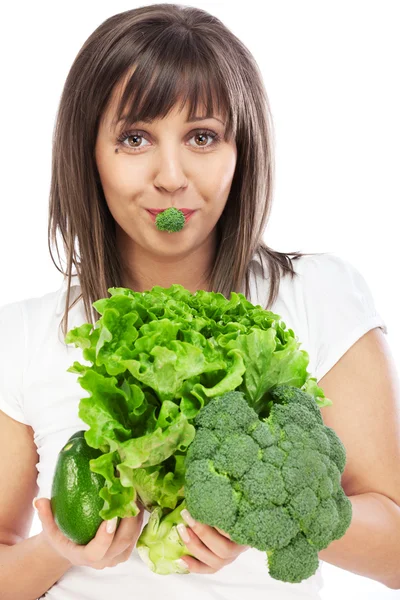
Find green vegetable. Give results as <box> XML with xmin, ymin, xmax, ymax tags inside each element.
<box><xmin>155</xmin><ymin>207</ymin><xmax>185</xmax><ymax>232</ymax></box>
<box><xmin>63</xmin><ymin>284</ymin><xmax>337</xmax><ymax>575</ymax></box>
<box><xmin>51</xmin><ymin>430</ymin><xmax>120</xmax><ymax>544</ymax></box>
<box><xmin>64</xmin><ymin>284</ymin><xmax>331</xmax><ymax>524</ymax></box>
<box><xmin>136</xmin><ymin>499</ymin><xmax>191</xmax><ymax>574</ymax></box>
<box><xmin>183</xmin><ymin>388</ymin><xmax>352</xmax><ymax>583</ymax></box>
<box><xmin>136</xmin><ymin>387</ymin><xmax>352</xmax><ymax>581</ymax></box>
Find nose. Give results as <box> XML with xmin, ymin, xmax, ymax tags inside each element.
<box><xmin>153</xmin><ymin>149</ymin><xmax>188</xmax><ymax>193</ymax></box>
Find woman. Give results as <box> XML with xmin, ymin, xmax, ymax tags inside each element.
<box><xmin>0</xmin><ymin>4</ymin><xmax>399</xmax><ymax>599</ymax></box>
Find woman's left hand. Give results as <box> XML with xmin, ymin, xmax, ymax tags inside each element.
<box><xmin>177</xmin><ymin>509</ymin><xmax>249</xmax><ymax>574</ymax></box>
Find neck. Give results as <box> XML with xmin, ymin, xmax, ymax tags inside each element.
<box><xmin>118</xmin><ymin>233</ymin><xmax>217</xmax><ymax>295</ymax></box>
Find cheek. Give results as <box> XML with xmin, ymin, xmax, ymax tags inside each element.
<box><xmin>206</xmin><ymin>149</ymin><xmax>236</xmax><ymax>194</ymax></box>
<box><xmin>103</xmin><ymin>164</ymin><xmax>141</xmax><ymax>196</ymax></box>
<box><xmin>97</xmin><ymin>165</ymin><xmax>145</xmax><ymax>218</ymax></box>
<box><xmin>205</xmin><ymin>155</ymin><xmax>236</xmax><ymax>211</ymax></box>
<box><xmin>96</xmin><ymin>141</ymin><xmax>142</xmax><ymax>197</ymax></box>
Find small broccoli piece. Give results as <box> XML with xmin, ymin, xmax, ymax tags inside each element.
<box><xmin>268</xmin><ymin>384</ymin><xmax>325</xmax><ymax>425</ymax></box>
<box><xmin>185</xmin><ymin>458</ymin><xmax>239</xmax><ymax>532</ymax></box>
<box><xmin>155</xmin><ymin>207</ymin><xmax>185</xmax><ymax>232</ymax></box>
<box><xmin>267</xmin><ymin>532</ymin><xmax>320</xmax><ymax>583</ymax></box>
<box><xmin>184</xmin><ymin>386</ymin><xmax>353</xmax><ymax>584</ymax></box>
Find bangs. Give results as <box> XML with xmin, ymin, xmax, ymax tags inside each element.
<box><xmin>110</xmin><ymin>45</ymin><xmax>235</xmax><ymax>141</ymax></box>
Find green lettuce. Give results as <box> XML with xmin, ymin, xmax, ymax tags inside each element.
<box><xmin>65</xmin><ymin>284</ymin><xmax>331</xmax><ymax>520</ymax></box>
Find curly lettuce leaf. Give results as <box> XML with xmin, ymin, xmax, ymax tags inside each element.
<box><xmin>64</xmin><ymin>284</ymin><xmax>330</xmax><ymax>519</ymax></box>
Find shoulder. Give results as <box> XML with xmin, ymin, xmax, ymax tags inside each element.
<box><xmin>0</xmin><ymin>282</ymin><xmax>67</xmax><ymax>349</ymax></box>
<box><xmin>290</xmin><ymin>251</ymin><xmax>359</xmax><ymax>282</ymax></box>
<box><xmin>254</xmin><ymin>251</ymin><xmax>362</xmax><ymax>306</ymax></box>
<box><xmin>0</xmin><ymin>298</ymin><xmax>24</xmax><ymax>320</ymax></box>
<box><xmin>291</xmin><ymin>252</ymin><xmax>381</xmax><ymax>314</ymax></box>
<box><xmin>0</xmin><ymin>300</ymin><xmax>26</xmax><ymax>346</ymax></box>
<box><xmin>22</xmin><ymin>287</ymin><xmax>62</xmax><ymax>313</ymax></box>
<box><xmin>253</xmin><ymin>250</ymin><xmax>355</xmax><ymax>286</ymax></box>
<box><xmin>17</xmin><ymin>289</ymin><xmax>63</xmax><ymax>329</ymax></box>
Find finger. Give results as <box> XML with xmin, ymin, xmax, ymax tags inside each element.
<box><xmin>177</xmin><ymin>524</ymin><xmax>225</xmax><ymax>570</ymax></box>
<box><xmin>84</xmin><ymin>517</ymin><xmax>119</xmax><ymax>562</ymax></box>
<box><xmin>213</xmin><ymin>526</ymin><xmax>249</xmax><ymax>552</ymax></box>
<box><xmin>104</xmin><ymin>510</ymin><xmax>144</xmax><ymax>560</ymax></box>
<box><xmin>214</xmin><ymin>527</ymin><xmax>231</xmax><ymax>539</ymax></box>
<box><xmin>35</xmin><ymin>498</ymin><xmax>77</xmax><ymax>551</ymax></box>
<box><xmin>213</xmin><ymin>529</ymin><xmax>250</xmax><ymax>554</ymax></box>
<box><xmin>214</xmin><ymin>527</ymin><xmax>249</xmax><ymax>553</ymax></box>
<box><xmin>180</xmin><ymin>512</ymin><xmax>241</xmax><ymax>560</ymax></box>
<box><xmin>179</xmin><ymin>554</ymin><xmax>217</xmax><ymax>574</ymax></box>
<box><xmin>119</xmin><ymin>540</ymin><xmax>136</xmax><ymax>562</ymax></box>
<box><xmin>106</xmin><ymin>540</ymin><xmax>136</xmax><ymax>568</ymax></box>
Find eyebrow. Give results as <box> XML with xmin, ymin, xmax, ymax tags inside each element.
<box><xmin>113</xmin><ymin>115</ymin><xmax>225</xmax><ymax>127</ymax></box>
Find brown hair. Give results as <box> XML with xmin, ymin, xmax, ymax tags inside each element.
<box><xmin>48</xmin><ymin>3</ymin><xmax>323</xmax><ymax>339</ymax></box>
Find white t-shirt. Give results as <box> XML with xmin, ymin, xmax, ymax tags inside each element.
<box><xmin>0</xmin><ymin>252</ymin><xmax>387</xmax><ymax>600</ymax></box>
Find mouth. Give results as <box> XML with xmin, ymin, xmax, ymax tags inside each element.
<box><xmin>145</xmin><ymin>208</ymin><xmax>197</xmax><ymax>223</ymax></box>
<box><xmin>146</xmin><ymin>208</ymin><xmax>195</xmax><ymax>216</ymax></box>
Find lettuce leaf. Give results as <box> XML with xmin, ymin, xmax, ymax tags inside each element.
<box><xmin>65</xmin><ymin>284</ymin><xmax>330</xmax><ymax>519</ymax></box>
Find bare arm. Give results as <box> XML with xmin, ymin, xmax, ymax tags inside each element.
<box><xmin>317</xmin><ymin>328</ymin><xmax>400</xmax><ymax>590</ymax></box>
<box><xmin>318</xmin><ymin>491</ymin><xmax>400</xmax><ymax>590</ymax></box>
<box><xmin>0</xmin><ymin>533</ymin><xmax>72</xmax><ymax>600</ymax></box>
<box><xmin>0</xmin><ymin>408</ymin><xmax>145</xmax><ymax>599</ymax></box>
<box><xmin>0</xmin><ymin>409</ymin><xmax>72</xmax><ymax>599</ymax></box>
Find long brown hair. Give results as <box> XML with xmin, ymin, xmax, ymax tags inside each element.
<box><xmin>48</xmin><ymin>3</ymin><xmax>322</xmax><ymax>339</ymax></box>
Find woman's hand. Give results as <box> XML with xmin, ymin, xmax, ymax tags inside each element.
<box><xmin>177</xmin><ymin>509</ymin><xmax>249</xmax><ymax>574</ymax></box>
<box><xmin>34</xmin><ymin>497</ymin><xmax>145</xmax><ymax>570</ymax></box>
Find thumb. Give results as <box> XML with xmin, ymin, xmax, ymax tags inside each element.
<box><xmin>33</xmin><ymin>497</ymin><xmax>50</xmax><ymax>513</ymax></box>
<box><xmin>33</xmin><ymin>497</ymin><xmax>66</xmax><ymax>543</ymax></box>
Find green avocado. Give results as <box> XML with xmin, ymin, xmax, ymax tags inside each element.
<box><xmin>51</xmin><ymin>430</ymin><xmax>113</xmax><ymax>545</ymax></box>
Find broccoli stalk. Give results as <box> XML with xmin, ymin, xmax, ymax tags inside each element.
<box><xmin>155</xmin><ymin>207</ymin><xmax>185</xmax><ymax>232</ymax></box>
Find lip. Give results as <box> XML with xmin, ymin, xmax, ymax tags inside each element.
<box><xmin>145</xmin><ymin>208</ymin><xmax>196</xmax><ymax>224</ymax></box>
<box><xmin>146</xmin><ymin>208</ymin><xmax>195</xmax><ymax>216</ymax></box>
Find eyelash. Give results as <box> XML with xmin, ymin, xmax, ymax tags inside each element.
<box><xmin>115</xmin><ymin>129</ymin><xmax>222</xmax><ymax>152</ymax></box>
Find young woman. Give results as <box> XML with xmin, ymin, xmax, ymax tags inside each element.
<box><xmin>1</xmin><ymin>4</ymin><xmax>399</xmax><ymax>599</ymax></box>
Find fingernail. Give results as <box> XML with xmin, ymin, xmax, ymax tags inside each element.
<box><xmin>32</xmin><ymin>497</ymin><xmax>38</xmax><ymax>511</ymax></box>
<box><xmin>177</xmin><ymin>523</ymin><xmax>190</xmax><ymax>543</ymax></box>
<box><xmin>106</xmin><ymin>517</ymin><xmax>118</xmax><ymax>533</ymax></box>
<box><xmin>176</xmin><ymin>558</ymin><xmax>190</xmax><ymax>573</ymax></box>
<box><xmin>181</xmin><ymin>509</ymin><xmax>196</xmax><ymax>527</ymax></box>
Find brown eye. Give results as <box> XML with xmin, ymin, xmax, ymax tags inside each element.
<box><xmin>194</xmin><ymin>132</ymin><xmax>208</xmax><ymax>146</ymax></box>
<box><xmin>127</xmin><ymin>134</ymin><xmax>140</xmax><ymax>147</ymax></box>
<box><xmin>125</xmin><ymin>133</ymin><xmax>149</xmax><ymax>149</ymax></box>
<box><xmin>116</xmin><ymin>129</ymin><xmax>221</xmax><ymax>152</ymax></box>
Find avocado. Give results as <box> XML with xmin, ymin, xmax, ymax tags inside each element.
<box><xmin>51</xmin><ymin>430</ymin><xmax>113</xmax><ymax>545</ymax></box>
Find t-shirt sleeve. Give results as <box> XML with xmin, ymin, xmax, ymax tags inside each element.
<box><xmin>302</xmin><ymin>253</ymin><xmax>388</xmax><ymax>383</ymax></box>
<box><xmin>0</xmin><ymin>301</ymin><xmax>28</xmax><ymax>425</ymax></box>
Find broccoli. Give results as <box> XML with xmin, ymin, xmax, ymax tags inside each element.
<box><xmin>184</xmin><ymin>387</ymin><xmax>353</xmax><ymax>583</ymax></box>
<box><xmin>155</xmin><ymin>207</ymin><xmax>185</xmax><ymax>232</ymax></box>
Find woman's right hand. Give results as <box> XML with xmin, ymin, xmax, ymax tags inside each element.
<box><xmin>34</xmin><ymin>497</ymin><xmax>145</xmax><ymax>570</ymax></box>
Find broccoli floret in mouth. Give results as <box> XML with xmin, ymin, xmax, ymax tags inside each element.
<box><xmin>155</xmin><ymin>207</ymin><xmax>186</xmax><ymax>232</ymax></box>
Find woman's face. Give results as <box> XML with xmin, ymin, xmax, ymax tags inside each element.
<box><xmin>94</xmin><ymin>83</ymin><xmax>237</xmax><ymax>269</ymax></box>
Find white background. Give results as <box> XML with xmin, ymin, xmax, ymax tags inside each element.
<box><xmin>1</xmin><ymin>1</ymin><xmax>399</xmax><ymax>598</ymax></box>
